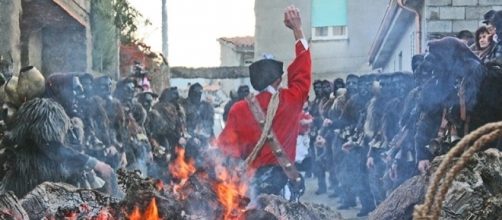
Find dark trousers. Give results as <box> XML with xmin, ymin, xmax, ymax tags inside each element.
<box><xmin>339</xmin><ymin>147</ymin><xmax>375</xmax><ymax>210</ymax></box>
<box><xmin>368</xmin><ymin>153</ymin><xmax>386</xmax><ymax>205</ymax></box>
<box><xmin>296</xmin><ymin>157</ymin><xmax>313</xmax><ymax>172</ymax></box>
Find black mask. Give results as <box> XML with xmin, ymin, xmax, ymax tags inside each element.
<box><xmin>140</xmin><ymin>93</ymin><xmax>154</xmax><ymax>111</ymax></box>
<box><xmin>359</xmin><ymin>78</ymin><xmax>373</xmax><ymax>99</ymax></box>
<box><xmin>313</xmin><ymin>83</ymin><xmax>322</xmax><ymax>98</ymax></box>
<box><xmin>346</xmin><ymin>78</ymin><xmax>358</xmax><ymax>95</ymax></box>
<box><xmin>237</xmin><ymin>86</ymin><xmax>250</xmax><ymax>99</ymax></box>
<box><xmin>321</xmin><ymin>82</ymin><xmax>332</xmax><ymax>98</ymax></box>
<box><xmin>334</xmin><ymin>82</ymin><xmax>345</xmax><ymax>94</ymax></box>
<box><xmin>80</xmin><ymin>76</ymin><xmax>94</xmax><ymax>98</ymax></box>
<box><xmin>95</xmin><ymin>77</ymin><xmax>113</xmax><ymax>98</ymax></box>
<box><xmin>68</xmin><ymin>76</ymin><xmax>84</xmax><ymax>116</ymax></box>
<box><xmin>122</xmin><ymin>82</ymin><xmax>136</xmax><ymax>103</ymax></box>
<box><xmin>188</xmin><ymin>85</ymin><xmax>203</xmax><ymax>104</ymax></box>
<box><xmin>166</xmin><ymin>88</ymin><xmax>179</xmax><ymax>103</ymax></box>
<box><xmin>379</xmin><ymin>76</ymin><xmax>393</xmax><ymax>98</ymax></box>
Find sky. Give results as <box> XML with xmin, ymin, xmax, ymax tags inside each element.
<box><xmin>129</xmin><ymin>0</ymin><xmax>256</xmax><ymax>67</ymax></box>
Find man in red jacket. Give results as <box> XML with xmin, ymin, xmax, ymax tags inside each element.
<box><xmin>216</xmin><ymin>5</ymin><xmax>311</xmax><ymax>196</ymax></box>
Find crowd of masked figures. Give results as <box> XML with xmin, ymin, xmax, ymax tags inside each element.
<box><xmin>301</xmin><ymin>35</ymin><xmax>502</xmax><ymax>217</ymax></box>
<box><xmin>0</xmin><ymin>16</ymin><xmax>502</xmax><ymax>219</ymax></box>
<box><xmin>0</xmin><ymin>61</ymin><xmax>216</xmax><ymax>199</ymax></box>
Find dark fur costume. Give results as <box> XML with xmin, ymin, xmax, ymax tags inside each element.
<box><xmin>0</xmin><ymin>98</ymin><xmax>95</xmax><ymax>197</ymax></box>
<box><xmin>415</xmin><ymin>37</ymin><xmax>486</xmax><ymax>160</ymax></box>
<box><xmin>180</xmin><ymin>85</ymin><xmax>215</xmax><ymax>161</ymax></box>
<box><xmin>114</xmin><ymin>79</ymin><xmax>151</xmax><ymax>175</ymax></box>
<box><xmin>147</xmin><ymin>93</ymin><xmax>186</xmax><ymax>152</ymax></box>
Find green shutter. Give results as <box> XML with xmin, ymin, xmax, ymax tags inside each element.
<box><xmin>312</xmin><ymin>0</ymin><xmax>347</xmax><ymax>27</ymax></box>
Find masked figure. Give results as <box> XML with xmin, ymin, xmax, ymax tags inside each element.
<box><xmin>74</xmin><ymin>74</ymin><xmax>122</xmax><ymax>168</ymax></box>
<box><xmin>137</xmin><ymin>92</ymin><xmax>158</xmax><ymax>113</ymax></box>
<box><xmin>44</xmin><ymin>73</ymin><xmax>87</xmax><ymax>149</ymax></box>
<box><xmin>414</xmin><ymin>37</ymin><xmax>487</xmax><ymax>175</ymax></box>
<box><xmin>181</xmin><ymin>83</ymin><xmax>215</xmax><ymax>160</ymax></box>
<box><xmin>0</xmin><ymin>98</ymin><xmax>117</xmax><ymax>197</ymax></box>
<box><xmin>91</xmin><ymin>76</ymin><xmax>129</xmax><ymax>169</ymax></box>
<box><xmin>223</xmin><ymin>85</ymin><xmax>250</xmax><ymax>121</ymax></box>
<box><xmin>146</xmin><ymin>87</ymin><xmax>187</xmax><ymax>180</ymax></box>
<box><xmin>114</xmin><ymin>78</ymin><xmax>152</xmax><ymax>176</ymax></box>
<box><xmin>335</xmin><ymin>74</ymin><xmax>376</xmax><ymax>217</ymax></box>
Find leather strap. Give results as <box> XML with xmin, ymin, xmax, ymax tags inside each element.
<box><xmin>245</xmin><ymin>95</ymin><xmax>302</xmax><ymax>183</ymax></box>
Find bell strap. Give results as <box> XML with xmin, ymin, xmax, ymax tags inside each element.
<box><xmin>244</xmin><ymin>95</ymin><xmax>302</xmax><ymax>183</ymax></box>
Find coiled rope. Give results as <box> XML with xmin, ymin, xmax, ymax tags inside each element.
<box><xmin>413</xmin><ymin>121</ymin><xmax>502</xmax><ymax>220</ymax></box>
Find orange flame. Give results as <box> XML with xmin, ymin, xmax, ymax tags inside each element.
<box><xmin>128</xmin><ymin>198</ymin><xmax>160</xmax><ymax>220</ymax></box>
<box><xmin>145</xmin><ymin>198</ymin><xmax>160</xmax><ymax>220</ymax></box>
<box><xmin>169</xmin><ymin>146</ymin><xmax>196</xmax><ymax>198</ymax></box>
<box><xmin>128</xmin><ymin>207</ymin><xmax>141</xmax><ymax>220</ymax></box>
<box><xmin>169</xmin><ymin>147</ymin><xmax>196</xmax><ymax>180</ymax></box>
<box><xmin>214</xmin><ymin>164</ymin><xmax>248</xmax><ymax>220</ymax></box>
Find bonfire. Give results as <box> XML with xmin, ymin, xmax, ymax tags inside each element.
<box><xmin>0</xmin><ymin>146</ymin><xmax>341</xmax><ymax>220</ymax></box>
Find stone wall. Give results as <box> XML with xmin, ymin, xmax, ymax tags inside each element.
<box><xmin>426</xmin><ymin>0</ymin><xmax>502</xmax><ymax>39</ymax></box>
<box><xmin>42</xmin><ymin>25</ymin><xmax>88</xmax><ymax>75</ymax></box>
<box><xmin>1</xmin><ymin>0</ymin><xmax>94</xmax><ymax>77</ymax></box>
<box><xmin>0</xmin><ymin>0</ymin><xmax>22</xmax><ymax>75</ymax></box>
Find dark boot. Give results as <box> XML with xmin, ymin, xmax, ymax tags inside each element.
<box><xmin>337</xmin><ymin>188</ymin><xmax>356</xmax><ymax>210</ymax></box>
<box><xmin>315</xmin><ymin>186</ymin><xmax>327</xmax><ymax>195</ymax></box>
<box><xmin>315</xmin><ymin>170</ymin><xmax>327</xmax><ymax>195</ymax></box>
<box><xmin>356</xmin><ymin>190</ymin><xmax>376</xmax><ymax>217</ymax></box>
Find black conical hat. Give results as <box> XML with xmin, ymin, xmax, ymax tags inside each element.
<box><xmin>249</xmin><ymin>59</ymin><xmax>283</xmax><ymax>91</ymax></box>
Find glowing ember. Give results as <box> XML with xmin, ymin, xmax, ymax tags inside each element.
<box><xmin>94</xmin><ymin>208</ymin><xmax>111</xmax><ymax>220</ymax></box>
<box><xmin>128</xmin><ymin>198</ymin><xmax>160</xmax><ymax>220</ymax></box>
<box><xmin>65</xmin><ymin>212</ymin><xmax>78</xmax><ymax>220</ymax></box>
<box><xmin>155</xmin><ymin>179</ymin><xmax>164</xmax><ymax>191</ymax></box>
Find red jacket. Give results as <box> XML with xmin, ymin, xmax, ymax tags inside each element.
<box><xmin>216</xmin><ymin>41</ymin><xmax>311</xmax><ymax>169</ymax></box>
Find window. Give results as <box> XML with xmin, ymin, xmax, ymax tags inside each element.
<box><xmin>312</xmin><ymin>0</ymin><xmax>348</xmax><ymax>40</ymax></box>
<box><xmin>333</xmin><ymin>26</ymin><xmax>347</xmax><ymax>36</ymax></box>
<box><xmin>315</xmin><ymin>27</ymin><xmax>329</xmax><ymax>37</ymax></box>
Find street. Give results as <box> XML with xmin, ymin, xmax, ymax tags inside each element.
<box><xmin>302</xmin><ymin>176</ymin><xmax>368</xmax><ymax>220</ymax></box>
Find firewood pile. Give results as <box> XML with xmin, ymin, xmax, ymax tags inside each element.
<box><xmin>0</xmin><ymin>168</ymin><xmax>342</xmax><ymax>220</ymax></box>
<box><xmin>370</xmin><ymin>149</ymin><xmax>502</xmax><ymax>220</ymax></box>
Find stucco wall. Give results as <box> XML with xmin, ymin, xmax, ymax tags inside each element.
<box><xmin>312</xmin><ymin>0</ymin><xmax>388</xmax><ymax>76</ymax></box>
<box><xmin>382</xmin><ymin>23</ymin><xmax>416</xmax><ymax>73</ymax></box>
<box><xmin>255</xmin><ymin>0</ymin><xmax>387</xmax><ymax>80</ymax></box>
<box><xmin>0</xmin><ymin>0</ymin><xmax>22</xmax><ymax>75</ymax></box>
<box><xmin>220</xmin><ymin>44</ymin><xmax>242</xmax><ymax>66</ymax></box>
<box><xmin>254</xmin><ymin>0</ymin><xmax>311</xmax><ymax>64</ymax></box>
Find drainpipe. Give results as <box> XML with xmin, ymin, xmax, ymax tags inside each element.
<box><xmin>397</xmin><ymin>0</ymin><xmax>422</xmax><ymax>53</ymax></box>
